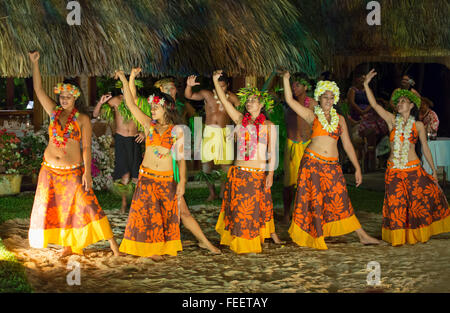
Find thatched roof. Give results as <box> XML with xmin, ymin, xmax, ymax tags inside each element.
<box><xmin>0</xmin><ymin>0</ymin><xmax>321</xmax><ymax>77</ymax></box>
<box><xmin>0</xmin><ymin>1</ymin><xmax>448</xmax><ymax>78</ymax></box>
<box><xmin>314</xmin><ymin>0</ymin><xmax>450</xmax><ymax>76</ymax></box>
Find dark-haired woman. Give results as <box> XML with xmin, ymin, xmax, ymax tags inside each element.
<box><xmin>27</xmin><ymin>51</ymin><xmax>120</xmax><ymax>257</ymax></box>
<box><xmin>212</xmin><ymin>70</ymin><xmax>282</xmax><ymax>254</ymax></box>
<box><xmin>364</xmin><ymin>69</ymin><xmax>450</xmax><ymax>246</ymax></box>
<box><xmin>116</xmin><ymin>71</ymin><xmax>220</xmax><ymax>259</ymax></box>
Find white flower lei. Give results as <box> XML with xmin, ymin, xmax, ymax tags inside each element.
<box><xmin>314</xmin><ymin>105</ymin><xmax>339</xmax><ymax>133</ymax></box>
<box><xmin>392</xmin><ymin>114</ymin><xmax>415</xmax><ymax>169</ymax></box>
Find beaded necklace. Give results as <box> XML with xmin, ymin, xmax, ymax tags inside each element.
<box><xmin>50</xmin><ymin>106</ymin><xmax>79</xmax><ymax>150</ymax></box>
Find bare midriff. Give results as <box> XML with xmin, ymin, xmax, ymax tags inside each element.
<box><xmin>43</xmin><ymin>139</ymin><xmax>83</xmax><ymax>166</ymax></box>
<box><xmin>306</xmin><ymin>136</ymin><xmax>340</xmax><ymax>158</ymax></box>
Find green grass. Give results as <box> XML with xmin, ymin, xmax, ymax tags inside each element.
<box><xmin>0</xmin><ymin>238</ymin><xmax>32</xmax><ymax>293</ymax></box>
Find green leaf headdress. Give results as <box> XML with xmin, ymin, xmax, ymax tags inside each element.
<box><xmin>391</xmin><ymin>89</ymin><xmax>421</xmax><ymax>109</ymax></box>
<box><xmin>115</xmin><ymin>79</ymin><xmax>144</xmax><ymax>89</ymax></box>
<box><xmin>236</xmin><ymin>85</ymin><xmax>275</xmax><ymax>113</ymax></box>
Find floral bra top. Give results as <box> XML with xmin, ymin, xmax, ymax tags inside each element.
<box><xmin>310</xmin><ymin>115</ymin><xmax>342</xmax><ymax>140</ymax></box>
<box><xmin>48</xmin><ymin>107</ymin><xmax>81</xmax><ymax>143</ymax></box>
<box><xmin>145</xmin><ymin>122</ymin><xmax>175</xmax><ymax>150</ymax></box>
<box><xmin>389</xmin><ymin>122</ymin><xmax>418</xmax><ymax>144</ymax></box>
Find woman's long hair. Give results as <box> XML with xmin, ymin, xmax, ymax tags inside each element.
<box><xmin>152</xmin><ymin>90</ymin><xmax>182</xmax><ymax>126</ymax></box>
<box><xmin>409</xmin><ymin>105</ymin><xmax>423</xmax><ymax>159</ymax></box>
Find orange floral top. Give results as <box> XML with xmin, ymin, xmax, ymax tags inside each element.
<box><xmin>146</xmin><ymin>123</ymin><xmax>175</xmax><ymax>149</ymax></box>
<box><xmin>310</xmin><ymin>115</ymin><xmax>342</xmax><ymax>140</ymax></box>
<box><xmin>48</xmin><ymin>118</ymin><xmax>81</xmax><ymax>142</ymax></box>
<box><xmin>389</xmin><ymin>122</ymin><xmax>418</xmax><ymax>144</ymax></box>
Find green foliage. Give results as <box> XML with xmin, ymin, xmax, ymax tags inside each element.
<box><xmin>194</xmin><ymin>169</ymin><xmax>227</xmax><ymax>185</ymax></box>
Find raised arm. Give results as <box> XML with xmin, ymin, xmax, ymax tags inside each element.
<box><xmin>129</xmin><ymin>67</ymin><xmax>141</xmax><ymax>104</ymax></box>
<box><xmin>184</xmin><ymin>75</ymin><xmax>206</xmax><ymax>101</ymax></box>
<box><xmin>93</xmin><ymin>94</ymin><xmax>112</xmax><ymax>118</ymax></box>
<box><xmin>29</xmin><ymin>51</ymin><xmax>56</xmax><ymax>115</ymax></box>
<box><xmin>212</xmin><ymin>70</ymin><xmax>243</xmax><ymax>124</ymax></box>
<box><xmin>363</xmin><ymin>69</ymin><xmax>395</xmax><ymax>128</ymax></box>
<box><xmin>115</xmin><ymin>71</ymin><xmax>152</xmax><ymax>132</ymax></box>
<box><xmin>282</xmin><ymin>71</ymin><xmax>315</xmax><ymax>124</ymax></box>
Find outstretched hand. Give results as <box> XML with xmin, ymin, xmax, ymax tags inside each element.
<box><xmin>364</xmin><ymin>69</ymin><xmax>377</xmax><ymax>85</ymax></box>
<box><xmin>187</xmin><ymin>75</ymin><xmax>200</xmax><ymax>87</ymax></box>
<box><xmin>131</xmin><ymin>67</ymin><xmax>142</xmax><ymax>77</ymax></box>
<box><xmin>29</xmin><ymin>51</ymin><xmax>40</xmax><ymax>63</ymax></box>
<box><xmin>281</xmin><ymin>70</ymin><xmax>290</xmax><ymax>80</ymax></box>
<box><xmin>114</xmin><ymin>70</ymin><xmax>125</xmax><ymax>80</ymax></box>
<box><xmin>355</xmin><ymin>169</ymin><xmax>362</xmax><ymax>187</ymax></box>
<box><xmin>212</xmin><ymin>70</ymin><xmax>223</xmax><ymax>81</ymax></box>
<box><xmin>98</xmin><ymin>94</ymin><xmax>112</xmax><ymax>105</ymax></box>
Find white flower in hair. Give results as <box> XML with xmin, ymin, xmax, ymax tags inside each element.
<box><xmin>314</xmin><ymin>80</ymin><xmax>340</xmax><ymax>104</ymax></box>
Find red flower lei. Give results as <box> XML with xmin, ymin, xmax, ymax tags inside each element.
<box><xmin>240</xmin><ymin>113</ymin><xmax>266</xmax><ymax>161</ymax></box>
<box><xmin>50</xmin><ymin>106</ymin><xmax>79</xmax><ymax>150</ymax></box>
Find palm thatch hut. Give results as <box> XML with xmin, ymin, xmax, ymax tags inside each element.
<box><xmin>0</xmin><ymin>0</ymin><xmax>321</xmax><ymax>77</ymax></box>
<box><xmin>310</xmin><ymin>0</ymin><xmax>450</xmax><ymax>78</ymax></box>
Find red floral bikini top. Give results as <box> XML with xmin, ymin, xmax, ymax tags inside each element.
<box><xmin>145</xmin><ymin>122</ymin><xmax>175</xmax><ymax>149</ymax></box>
<box><xmin>48</xmin><ymin>107</ymin><xmax>81</xmax><ymax>144</ymax></box>
<box><xmin>310</xmin><ymin>115</ymin><xmax>342</xmax><ymax>140</ymax></box>
<box><xmin>389</xmin><ymin>122</ymin><xmax>418</xmax><ymax>144</ymax></box>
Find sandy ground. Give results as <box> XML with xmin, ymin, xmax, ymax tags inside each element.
<box><xmin>1</xmin><ymin>205</ymin><xmax>449</xmax><ymax>293</ymax></box>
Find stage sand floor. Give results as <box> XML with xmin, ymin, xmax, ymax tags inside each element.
<box><xmin>1</xmin><ymin>205</ymin><xmax>449</xmax><ymax>293</ymax></box>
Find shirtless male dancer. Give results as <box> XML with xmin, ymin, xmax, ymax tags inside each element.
<box><xmin>282</xmin><ymin>76</ymin><xmax>317</xmax><ymax>224</ymax></box>
<box><xmin>185</xmin><ymin>73</ymin><xmax>240</xmax><ymax>201</ymax></box>
<box><xmin>93</xmin><ymin>69</ymin><xmax>144</xmax><ymax>213</ymax></box>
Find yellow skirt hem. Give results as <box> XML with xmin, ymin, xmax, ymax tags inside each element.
<box><xmin>382</xmin><ymin>213</ymin><xmax>450</xmax><ymax>246</ymax></box>
<box><xmin>215</xmin><ymin>210</ymin><xmax>273</xmax><ymax>254</ymax></box>
<box><xmin>28</xmin><ymin>216</ymin><xmax>113</xmax><ymax>254</ymax></box>
<box><xmin>119</xmin><ymin>238</ymin><xmax>182</xmax><ymax>257</ymax></box>
<box><xmin>288</xmin><ymin>215</ymin><xmax>362</xmax><ymax>250</ymax></box>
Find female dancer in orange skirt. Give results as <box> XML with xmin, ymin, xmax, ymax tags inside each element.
<box><xmin>28</xmin><ymin>51</ymin><xmax>120</xmax><ymax>257</ymax></box>
<box><xmin>212</xmin><ymin>70</ymin><xmax>283</xmax><ymax>254</ymax></box>
<box><xmin>282</xmin><ymin>71</ymin><xmax>379</xmax><ymax>250</ymax></box>
<box><xmin>116</xmin><ymin>71</ymin><xmax>219</xmax><ymax>259</ymax></box>
<box><xmin>364</xmin><ymin>69</ymin><xmax>450</xmax><ymax>246</ymax></box>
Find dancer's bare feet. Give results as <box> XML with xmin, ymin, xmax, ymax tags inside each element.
<box><xmin>270</xmin><ymin>233</ymin><xmax>285</xmax><ymax>245</ymax></box>
<box><xmin>149</xmin><ymin>255</ymin><xmax>164</xmax><ymax>261</ymax></box>
<box><xmin>198</xmin><ymin>241</ymin><xmax>222</xmax><ymax>254</ymax></box>
<box><xmin>108</xmin><ymin>238</ymin><xmax>121</xmax><ymax>256</ymax></box>
<box><xmin>355</xmin><ymin>228</ymin><xmax>380</xmax><ymax>245</ymax></box>
<box><xmin>205</xmin><ymin>194</ymin><xmax>217</xmax><ymax>202</ymax></box>
<box><xmin>60</xmin><ymin>246</ymin><xmax>73</xmax><ymax>258</ymax></box>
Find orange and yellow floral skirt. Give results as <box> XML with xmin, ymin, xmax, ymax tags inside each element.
<box><xmin>119</xmin><ymin>166</ymin><xmax>182</xmax><ymax>257</ymax></box>
<box><xmin>28</xmin><ymin>161</ymin><xmax>114</xmax><ymax>254</ymax></box>
<box><xmin>215</xmin><ymin>166</ymin><xmax>275</xmax><ymax>254</ymax></box>
<box><xmin>382</xmin><ymin>160</ymin><xmax>450</xmax><ymax>246</ymax></box>
<box><xmin>289</xmin><ymin>149</ymin><xmax>362</xmax><ymax>250</ymax></box>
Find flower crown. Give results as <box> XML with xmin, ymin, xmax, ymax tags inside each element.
<box><xmin>147</xmin><ymin>94</ymin><xmax>175</xmax><ymax>110</ymax></box>
<box><xmin>115</xmin><ymin>79</ymin><xmax>144</xmax><ymax>89</ymax></box>
<box><xmin>392</xmin><ymin>89</ymin><xmax>421</xmax><ymax>109</ymax></box>
<box><xmin>236</xmin><ymin>85</ymin><xmax>275</xmax><ymax>113</ymax></box>
<box><xmin>53</xmin><ymin>83</ymin><xmax>81</xmax><ymax>99</ymax></box>
<box><xmin>314</xmin><ymin>80</ymin><xmax>340</xmax><ymax>104</ymax></box>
